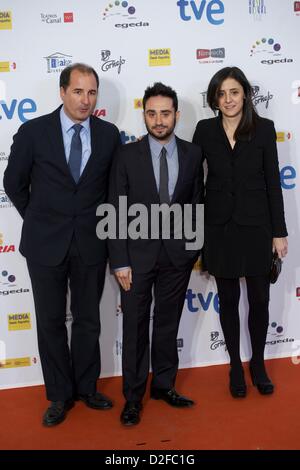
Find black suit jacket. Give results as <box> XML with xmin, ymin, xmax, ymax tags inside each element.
<box><xmin>108</xmin><ymin>135</ymin><xmax>204</xmax><ymax>273</ymax></box>
<box><xmin>192</xmin><ymin>116</ymin><xmax>287</xmax><ymax>237</ymax></box>
<box><xmin>4</xmin><ymin>106</ymin><xmax>120</xmax><ymax>266</ymax></box>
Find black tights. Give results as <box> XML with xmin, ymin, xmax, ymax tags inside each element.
<box><xmin>215</xmin><ymin>276</ymin><xmax>270</xmax><ymax>374</ymax></box>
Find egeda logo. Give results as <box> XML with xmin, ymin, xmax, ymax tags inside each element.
<box><xmin>250</xmin><ymin>37</ymin><xmax>293</xmax><ymax>65</ymax></box>
<box><xmin>177</xmin><ymin>0</ymin><xmax>224</xmax><ymax>25</ymax></box>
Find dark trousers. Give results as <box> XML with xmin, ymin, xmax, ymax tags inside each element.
<box><xmin>27</xmin><ymin>238</ymin><xmax>106</xmax><ymax>401</ymax></box>
<box><xmin>121</xmin><ymin>245</ymin><xmax>193</xmax><ymax>402</ymax></box>
<box><xmin>215</xmin><ymin>276</ymin><xmax>270</xmax><ymax>369</ymax></box>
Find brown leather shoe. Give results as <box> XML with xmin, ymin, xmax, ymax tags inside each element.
<box><xmin>42</xmin><ymin>399</ymin><xmax>74</xmax><ymax>427</ymax></box>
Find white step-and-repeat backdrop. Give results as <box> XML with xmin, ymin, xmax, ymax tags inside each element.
<box><xmin>0</xmin><ymin>0</ymin><xmax>299</xmax><ymax>389</ymax></box>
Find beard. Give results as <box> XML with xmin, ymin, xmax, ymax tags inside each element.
<box><xmin>145</xmin><ymin>116</ymin><xmax>177</xmax><ymax>142</ymax></box>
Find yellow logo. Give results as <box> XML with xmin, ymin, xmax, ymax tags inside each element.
<box><xmin>276</xmin><ymin>132</ymin><xmax>292</xmax><ymax>142</ymax></box>
<box><xmin>0</xmin><ymin>61</ymin><xmax>16</xmax><ymax>72</ymax></box>
<box><xmin>149</xmin><ymin>48</ymin><xmax>171</xmax><ymax>67</ymax></box>
<box><xmin>193</xmin><ymin>259</ymin><xmax>203</xmax><ymax>271</ymax></box>
<box><xmin>134</xmin><ymin>98</ymin><xmax>143</xmax><ymax>109</ymax></box>
<box><xmin>0</xmin><ymin>357</ymin><xmax>31</xmax><ymax>369</ymax></box>
<box><xmin>8</xmin><ymin>313</ymin><xmax>31</xmax><ymax>331</ymax></box>
<box><xmin>0</xmin><ymin>11</ymin><xmax>12</xmax><ymax>30</ymax></box>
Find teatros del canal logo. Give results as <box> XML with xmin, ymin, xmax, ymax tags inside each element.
<box><xmin>196</xmin><ymin>47</ymin><xmax>225</xmax><ymax>64</ymax></box>
<box><xmin>0</xmin><ymin>11</ymin><xmax>12</xmax><ymax>30</ymax></box>
<box><xmin>250</xmin><ymin>37</ymin><xmax>293</xmax><ymax>65</ymax></box>
<box><xmin>101</xmin><ymin>1</ymin><xmax>149</xmax><ymax>29</ymax></box>
<box><xmin>44</xmin><ymin>52</ymin><xmax>72</xmax><ymax>74</ymax></box>
<box><xmin>249</xmin><ymin>0</ymin><xmax>266</xmax><ymax>19</ymax></box>
<box><xmin>0</xmin><ymin>233</ymin><xmax>15</xmax><ymax>254</ymax></box>
<box><xmin>100</xmin><ymin>50</ymin><xmax>126</xmax><ymax>75</ymax></box>
<box><xmin>0</xmin><ymin>189</ymin><xmax>13</xmax><ymax>209</ymax></box>
<box><xmin>294</xmin><ymin>1</ymin><xmax>300</xmax><ymax>15</ymax></box>
<box><xmin>41</xmin><ymin>12</ymin><xmax>74</xmax><ymax>24</ymax></box>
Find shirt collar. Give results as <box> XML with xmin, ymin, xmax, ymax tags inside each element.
<box><xmin>60</xmin><ymin>106</ymin><xmax>90</xmax><ymax>133</ymax></box>
<box><xmin>148</xmin><ymin>133</ymin><xmax>176</xmax><ymax>159</ymax></box>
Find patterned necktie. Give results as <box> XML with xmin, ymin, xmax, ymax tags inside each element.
<box><xmin>68</xmin><ymin>124</ymin><xmax>83</xmax><ymax>183</ymax></box>
<box><xmin>159</xmin><ymin>147</ymin><xmax>170</xmax><ymax>204</ymax></box>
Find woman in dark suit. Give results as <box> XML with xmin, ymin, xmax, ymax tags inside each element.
<box><xmin>193</xmin><ymin>67</ymin><xmax>288</xmax><ymax>398</ymax></box>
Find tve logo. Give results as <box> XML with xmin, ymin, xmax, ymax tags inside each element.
<box><xmin>177</xmin><ymin>0</ymin><xmax>224</xmax><ymax>25</ymax></box>
<box><xmin>0</xmin><ymin>98</ymin><xmax>37</xmax><ymax>123</ymax></box>
<box><xmin>280</xmin><ymin>165</ymin><xmax>297</xmax><ymax>190</ymax></box>
<box><xmin>185</xmin><ymin>288</ymin><xmax>220</xmax><ymax>313</ymax></box>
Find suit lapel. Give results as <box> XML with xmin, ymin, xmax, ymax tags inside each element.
<box><xmin>171</xmin><ymin>137</ymin><xmax>188</xmax><ymax>203</ymax></box>
<box><xmin>139</xmin><ymin>136</ymin><xmax>160</xmax><ymax>203</ymax></box>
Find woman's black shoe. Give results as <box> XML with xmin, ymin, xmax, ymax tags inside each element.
<box><xmin>249</xmin><ymin>364</ymin><xmax>274</xmax><ymax>395</ymax></box>
<box><xmin>229</xmin><ymin>367</ymin><xmax>247</xmax><ymax>398</ymax></box>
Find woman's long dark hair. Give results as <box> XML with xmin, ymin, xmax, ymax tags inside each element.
<box><xmin>207</xmin><ymin>66</ymin><xmax>259</xmax><ymax>141</ymax></box>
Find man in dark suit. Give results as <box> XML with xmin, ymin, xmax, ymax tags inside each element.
<box><xmin>108</xmin><ymin>82</ymin><xmax>204</xmax><ymax>426</ymax></box>
<box><xmin>4</xmin><ymin>63</ymin><xmax>120</xmax><ymax>426</ymax></box>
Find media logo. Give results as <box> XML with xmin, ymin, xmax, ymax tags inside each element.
<box><xmin>0</xmin><ymin>233</ymin><xmax>15</xmax><ymax>254</ymax></box>
<box><xmin>196</xmin><ymin>47</ymin><xmax>225</xmax><ymax>64</ymax></box>
<box><xmin>41</xmin><ymin>12</ymin><xmax>74</xmax><ymax>24</ymax></box>
<box><xmin>8</xmin><ymin>313</ymin><xmax>31</xmax><ymax>331</ymax></box>
<box><xmin>93</xmin><ymin>108</ymin><xmax>107</xmax><ymax>118</ymax></box>
<box><xmin>250</xmin><ymin>37</ymin><xmax>293</xmax><ymax>65</ymax></box>
<box><xmin>177</xmin><ymin>0</ymin><xmax>224</xmax><ymax>25</ymax></box>
<box><xmin>0</xmin><ymin>61</ymin><xmax>16</xmax><ymax>73</ymax></box>
<box><xmin>0</xmin><ymin>189</ymin><xmax>13</xmax><ymax>209</ymax></box>
<box><xmin>149</xmin><ymin>49</ymin><xmax>171</xmax><ymax>67</ymax></box>
<box><xmin>0</xmin><ymin>357</ymin><xmax>31</xmax><ymax>369</ymax></box>
<box><xmin>251</xmin><ymin>85</ymin><xmax>273</xmax><ymax>109</ymax></box>
<box><xmin>101</xmin><ymin>1</ymin><xmax>149</xmax><ymax>29</ymax></box>
<box><xmin>249</xmin><ymin>0</ymin><xmax>266</xmax><ymax>19</ymax></box>
<box><xmin>100</xmin><ymin>50</ymin><xmax>125</xmax><ymax>74</ymax></box>
<box><xmin>294</xmin><ymin>1</ymin><xmax>300</xmax><ymax>15</ymax></box>
<box><xmin>0</xmin><ymin>11</ymin><xmax>12</xmax><ymax>30</ymax></box>
<box><xmin>210</xmin><ymin>331</ymin><xmax>226</xmax><ymax>351</ymax></box>
<box><xmin>276</xmin><ymin>132</ymin><xmax>292</xmax><ymax>143</ymax></box>
<box><xmin>44</xmin><ymin>52</ymin><xmax>72</xmax><ymax>73</ymax></box>
<box><xmin>134</xmin><ymin>98</ymin><xmax>143</xmax><ymax>109</ymax></box>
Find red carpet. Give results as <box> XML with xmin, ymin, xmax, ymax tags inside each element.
<box><xmin>0</xmin><ymin>358</ymin><xmax>299</xmax><ymax>450</ymax></box>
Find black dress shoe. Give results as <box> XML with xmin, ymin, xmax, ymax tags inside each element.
<box><xmin>229</xmin><ymin>367</ymin><xmax>247</xmax><ymax>398</ymax></box>
<box><xmin>151</xmin><ymin>388</ymin><xmax>194</xmax><ymax>407</ymax></box>
<box><xmin>249</xmin><ymin>364</ymin><xmax>274</xmax><ymax>395</ymax></box>
<box><xmin>120</xmin><ymin>401</ymin><xmax>142</xmax><ymax>426</ymax></box>
<box><xmin>78</xmin><ymin>392</ymin><xmax>113</xmax><ymax>409</ymax></box>
<box><xmin>42</xmin><ymin>399</ymin><xmax>74</xmax><ymax>427</ymax></box>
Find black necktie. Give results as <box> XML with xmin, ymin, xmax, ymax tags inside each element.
<box><xmin>159</xmin><ymin>147</ymin><xmax>170</xmax><ymax>204</ymax></box>
<box><xmin>69</xmin><ymin>124</ymin><xmax>82</xmax><ymax>183</ymax></box>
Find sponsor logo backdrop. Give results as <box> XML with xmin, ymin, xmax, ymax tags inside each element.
<box><xmin>0</xmin><ymin>0</ymin><xmax>299</xmax><ymax>389</ymax></box>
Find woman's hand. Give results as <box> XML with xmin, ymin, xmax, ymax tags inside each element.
<box><xmin>272</xmin><ymin>237</ymin><xmax>288</xmax><ymax>259</ymax></box>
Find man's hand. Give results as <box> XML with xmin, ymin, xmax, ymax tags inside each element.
<box><xmin>273</xmin><ymin>237</ymin><xmax>288</xmax><ymax>259</ymax></box>
<box><xmin>115</xmin><ymin>268</ymin><xmax>132</xmax><ymax>291</ymax></box>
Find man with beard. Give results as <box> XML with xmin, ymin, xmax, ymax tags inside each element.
<box><xmin>108</xmin><ymin>82</ymin><xmax>204</xmax><ymax>426</ymax></box>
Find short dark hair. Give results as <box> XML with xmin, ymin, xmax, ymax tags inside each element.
<box><xmin>143</xmin><ymin>82</ymin><xmax>178</xmax><ymax>111</ymax></box>
<box><xmin>59</xmin><ymin>63</ymin><xmax>99</xmax><ymax>90</ymax></box>
<box><xmin>207</xmin><ymin>66</ymin><xmax>259</xmax><ymax>141</ymax></box>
